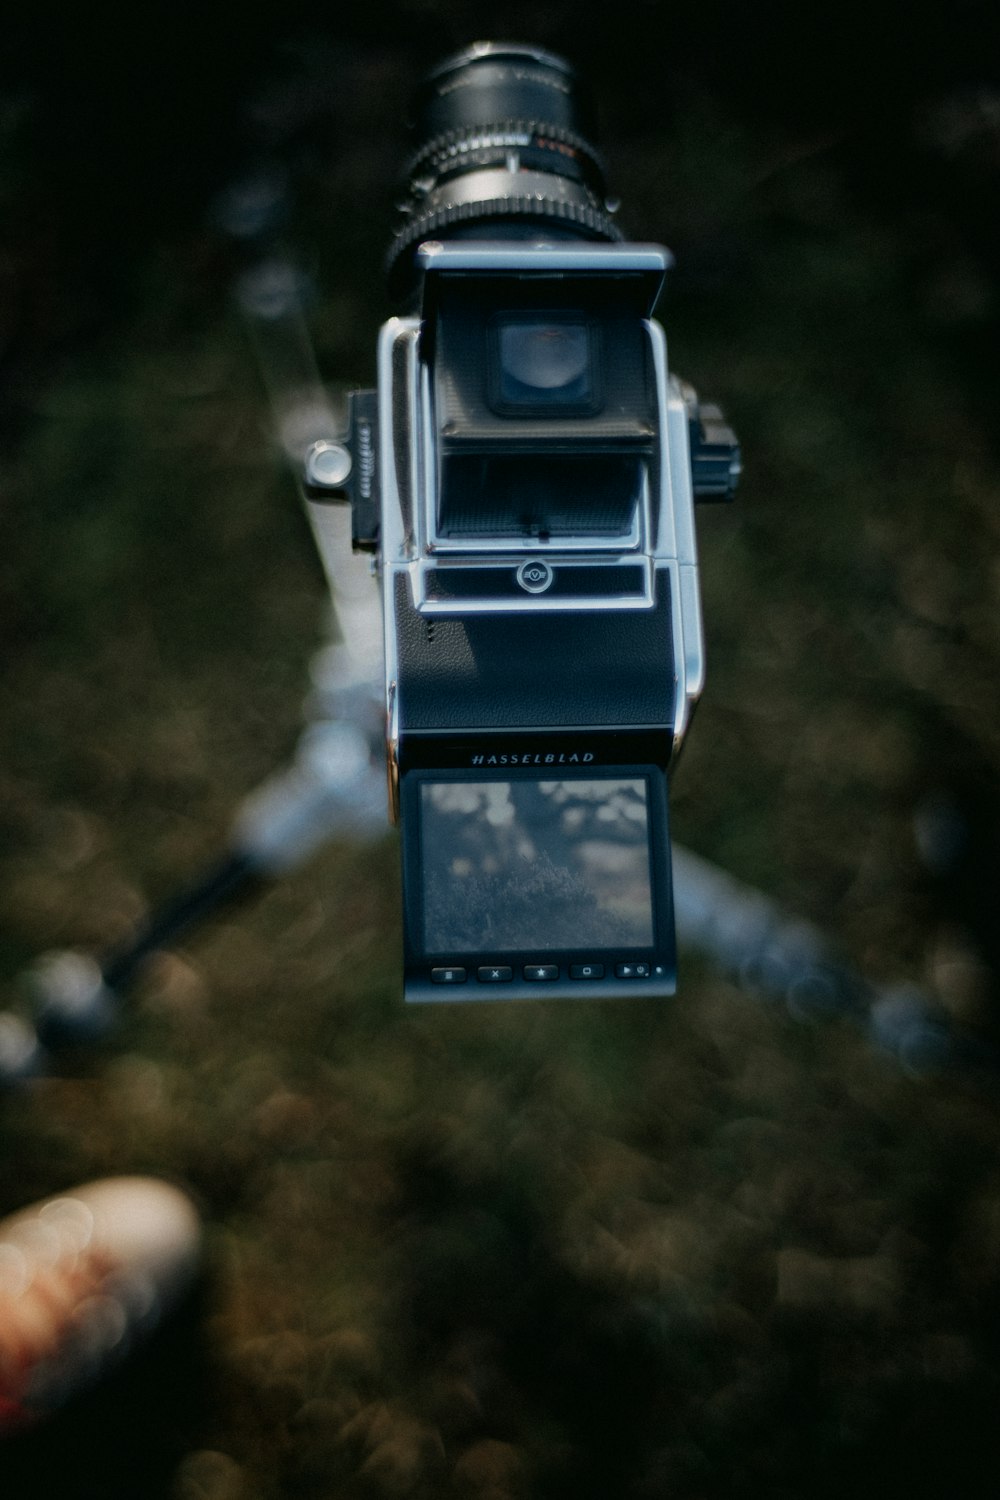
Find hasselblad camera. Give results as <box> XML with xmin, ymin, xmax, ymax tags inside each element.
<box><xmin>306</xmin><ymin>42</ymin><xmax>739</xmax><ymax>1004</ymax></box>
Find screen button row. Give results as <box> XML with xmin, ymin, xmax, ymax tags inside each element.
<box><xmin>430</xmin><ymin>963</ymin><xmax>652</xmax><ymax>985</ymax></box>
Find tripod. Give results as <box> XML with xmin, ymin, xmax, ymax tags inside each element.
<box><xmin>0</xmin><ymin>173</ymin><xmax>981</xmax><ymax>1092</ymax></box>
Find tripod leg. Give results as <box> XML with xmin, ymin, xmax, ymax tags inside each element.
<box><xmin>2</xmin><ymin>703</ymin><xmax>386</xmax><ymax>1086</ymax></box>
<box><xmin>671</xmin><ymin>845</ymin><xmax>975</xmax><ymax>1079</ymax></box>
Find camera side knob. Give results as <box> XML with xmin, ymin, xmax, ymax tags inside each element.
<box><xmin>302</xmin><ymin>392</ymin><xmax>381</xmax><ymax>552</ymax></box>
<box><xmin>681</xmin><ymin>383</ymin><xmax>741</xmax><ymax>502</ymax></box>
<box><xmin>305</xmin><ymin>440</ymin><xmax>352</xmax><ymax>490</ymax></box>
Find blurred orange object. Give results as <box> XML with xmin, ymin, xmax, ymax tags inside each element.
<box><xmin>0</xmin><ymin>1177</ymin><xmax>200</xmax><ymax>1433</ymax></box>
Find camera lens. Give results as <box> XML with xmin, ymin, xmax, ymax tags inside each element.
<box><xmin>387</xmin><ymin>42</ymin><xmax>623</xmax><ymax>298</ymax></box>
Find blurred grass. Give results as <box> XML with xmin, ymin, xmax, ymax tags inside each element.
<box><xmin>3</xmin><ymin>9</ymin><xmax>1000</xmax><ymax>1498</ymax></box>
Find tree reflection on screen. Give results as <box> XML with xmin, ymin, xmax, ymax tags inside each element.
<box><xmin>420</xmin><ymin>778</ymin><xmax>653</xmax><ymax>952</ymax></box>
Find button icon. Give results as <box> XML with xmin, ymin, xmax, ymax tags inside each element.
<box><xmin>570</xmin><ymin>964</ymin><xmax>605</xmax><ymax>980</ymax></box>
<box><xmin>615</xmin><ymin>962</ymin><xmax>650</xmax><ymax>979</ymax></box>
<box><xmin>516</xmin><ymin>559</ymin><xmax>554</xmax><ymax>594</ymax></box>
<box><xmin>431</xmin><ymin>967</ymin><xmax>467</xmax><ymax>984</ymax></box>
<box><xmin>523</xmin><ymin>964</ymin><xmax>559</xmax><ymax>981</ymax></box>
<box><xmin>478</xmin><ymin>966</ymin><xmax>513</xmax><ymax>982</ymax></box>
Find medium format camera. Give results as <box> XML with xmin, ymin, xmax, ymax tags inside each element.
<box><xmin>309</xmin><ymin>43</ymin><xmax>739</xmax><ymax>1004</ymax></box>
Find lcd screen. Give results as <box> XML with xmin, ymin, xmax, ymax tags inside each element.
<box><xmin>419</xmin><ymin>777</ymin><xmax>654</xmax><ymax>953</ymax></box>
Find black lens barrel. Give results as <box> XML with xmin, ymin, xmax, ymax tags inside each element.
<box><xmin>387</xmin><ymin>43</ymin><xmax>623</xmax><ymax>298</ymax></box>
<box><xmin>411</xmin><ymin>42</ymin><xmax>596</xmax><ymax>144</ymax></box>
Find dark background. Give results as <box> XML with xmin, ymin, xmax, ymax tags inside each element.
<box><xmin>2</xmin><ymin>4</ymin><xmax>1000</xmax><ymax>1497</ymax></box>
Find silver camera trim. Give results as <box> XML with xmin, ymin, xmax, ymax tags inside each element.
<box><xmin>415</xmin><ymin>242</ymin><xmax>674</xmax><ymax>277</ymax></box>
<box><xmin>377</xmin><ymin>243</ymin><xmax>706</xmax><ymax>808</ymax></box>
<box><xmin>411</xmin><ymin>554</ymin><xmax>657</xmax><ymax>614</ymax></box>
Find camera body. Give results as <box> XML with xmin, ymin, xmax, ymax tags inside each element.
<box><xmin>312</xmin><ymin>45</ymin><xmax>738</xmax><ymax>1003</ymax></box>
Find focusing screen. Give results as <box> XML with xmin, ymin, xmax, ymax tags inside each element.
<box><xmin>494</xmin><ymin>317</ymin><xmax>595</xmax><ymax>408</ymax></box>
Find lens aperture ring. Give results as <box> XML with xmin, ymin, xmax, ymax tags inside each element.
<box><xmin>403</xmin><ymin>120</ymin><xmax>609</xmax><ymax>196</ymax></box>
